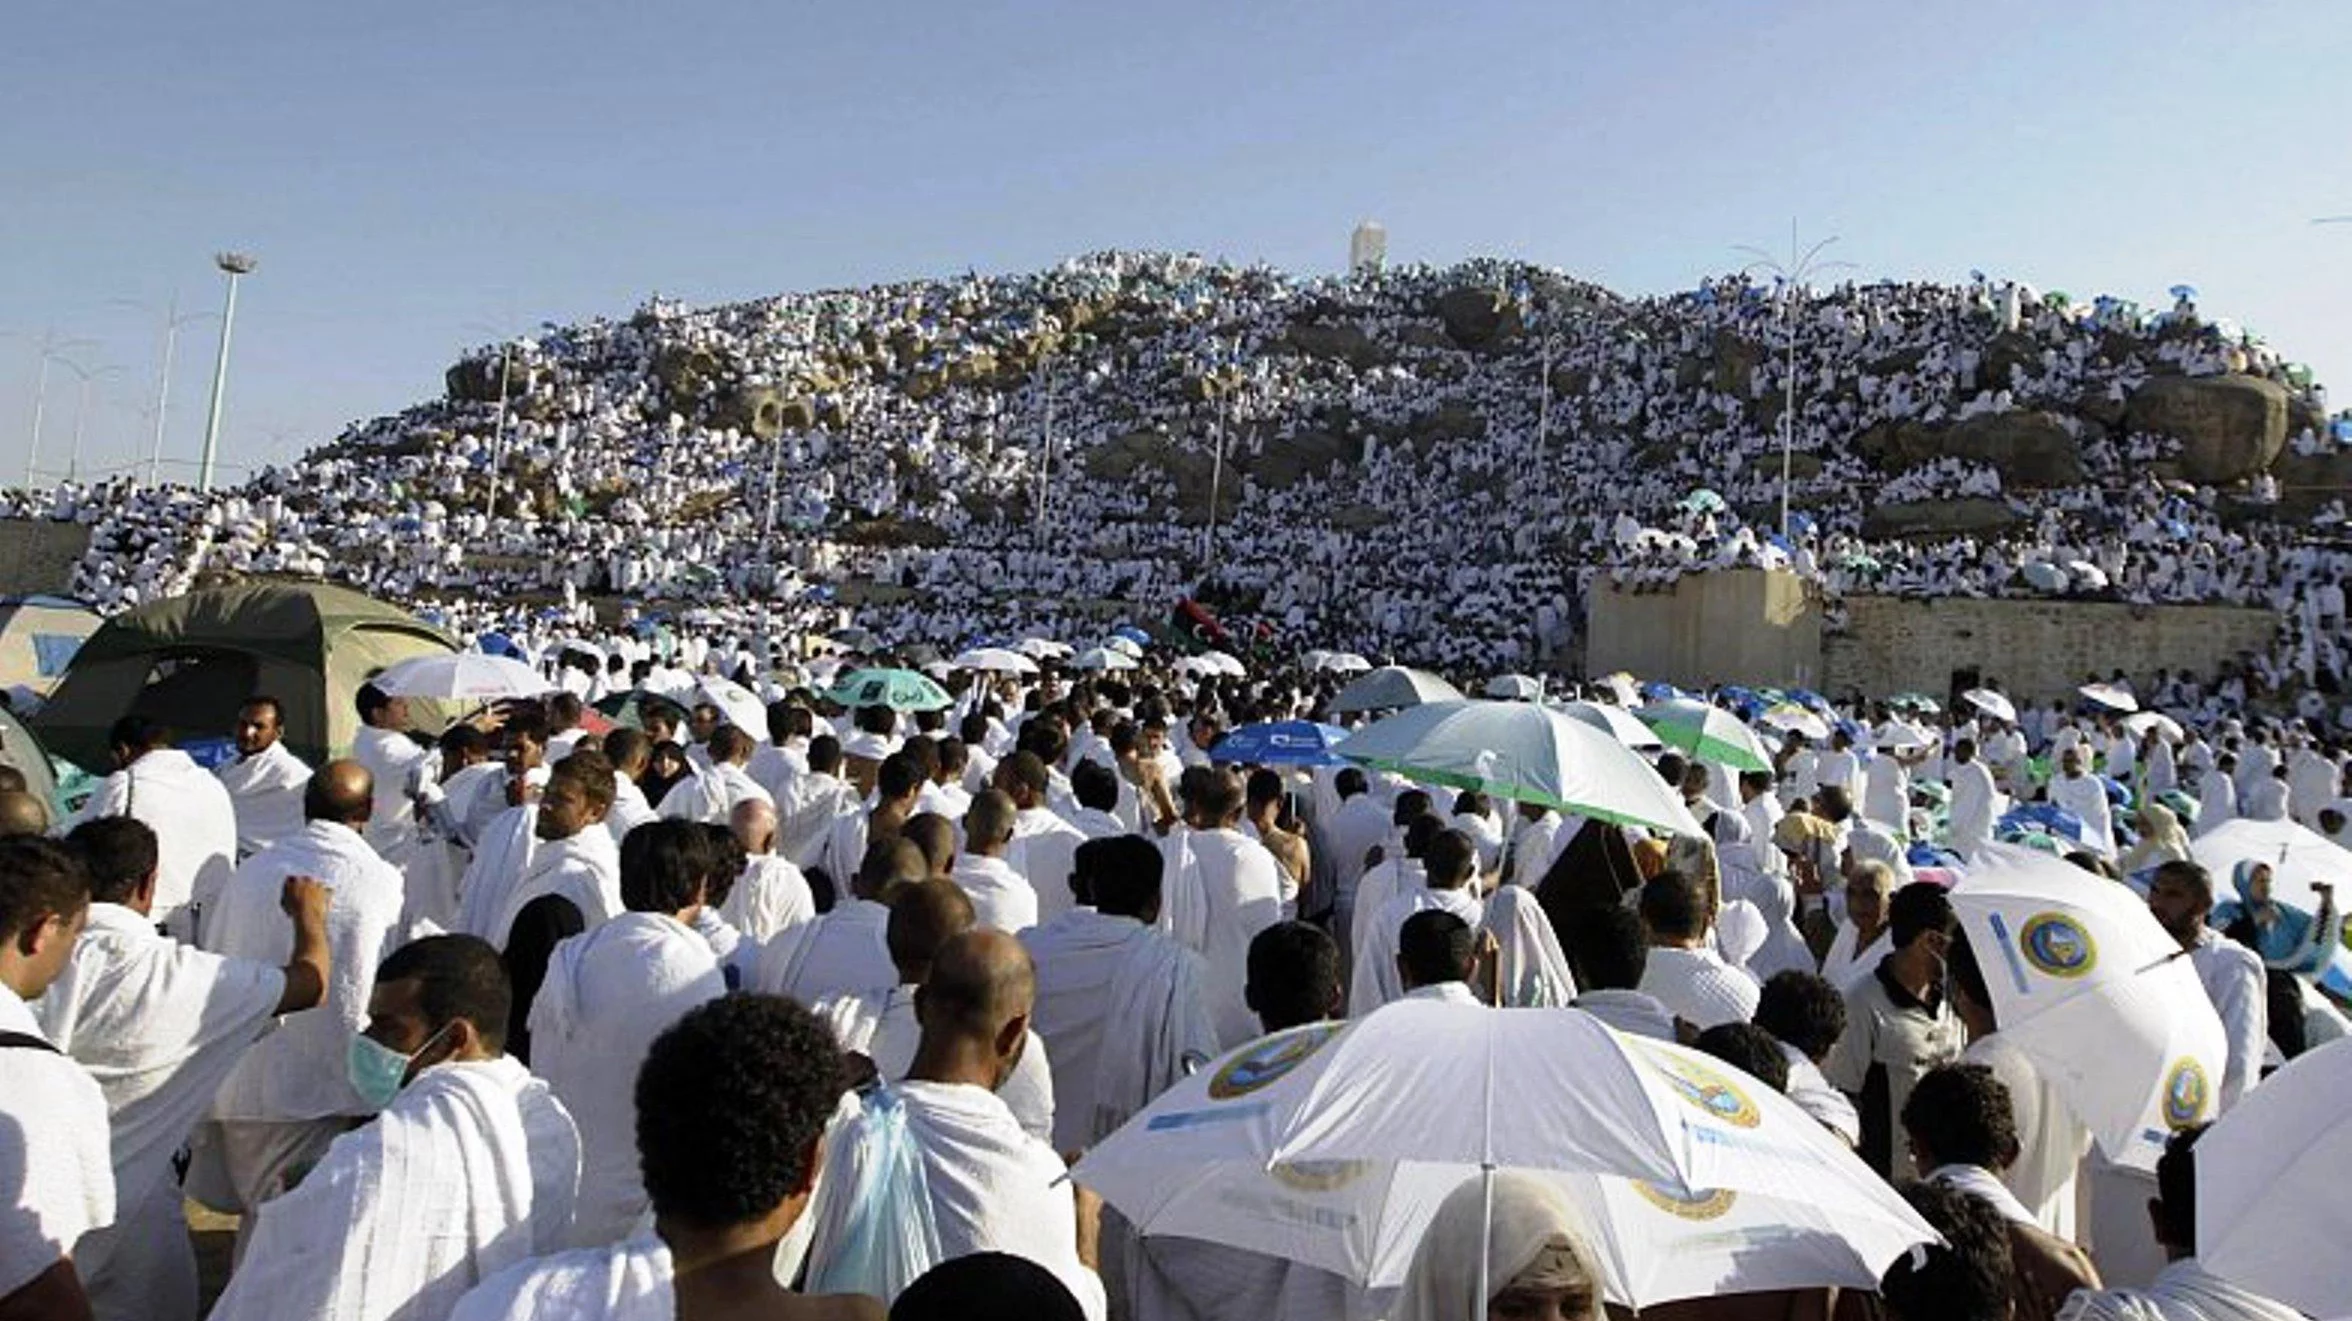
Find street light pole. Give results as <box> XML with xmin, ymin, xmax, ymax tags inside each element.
<box><xmin>64</xmin><ymin>361</ymin><xmax>125</xmax><ymax>482</ymax></box>
<box><xmin>1735</xmin><ymin>220</ymin><xmax>1853</xmax><ymax>541</ymax></box>
<box><xmin>23</xmin><ymin>330</ymin><xmax>99</xmax><ymax>489</ymax></box>
<box><xmin>198</xmin><ymin>251</ymin><xmax>257</xmax><ymax>492</ymax></box>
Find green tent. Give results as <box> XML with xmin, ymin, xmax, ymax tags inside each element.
<box><xmin>33</xmin><ymin>580</ymin><xmax>455</xmax><ymax>773</ymax></box>
<box><xmin>0</xmin><ymin>595</ymin><xmax>102</xmax><ymax>700</ymax></box>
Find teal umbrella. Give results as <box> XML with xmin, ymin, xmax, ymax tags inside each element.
<box><xmin>1638</xmin><ymin>699</ymin><xmax>1774</xmax><ymax>774</ymax></box>
<box><xmin>829</xmin><ymin>667</ymin><xmax>953</xmax><ymax>712</ymax></box>
<box><xmin>1338</xmin><ymin>700</ymin><xmax>1701</xmax><ymax>835</ymax></box>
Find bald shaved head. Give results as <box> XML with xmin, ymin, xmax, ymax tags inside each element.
<box><xmin>305</xmin><ymin>759</ymin><xmax>374</xmax><ymax>826</ymax></box>
<box><xmin>0</xmin><ymin>790</ymin><xmax>49</xmax><ymax>839</ymax></box>
<box><xmin>901</xmin><ymin>812</ymin><xmax>956</xmax><ymax>880</ymax></box>
<box><xmin>730</xmin><ymin>797</ymin><xmax>779</xmax><ymax>855</ymax></box>
<box><xmin>855</xmin><ymin>836</ymin><xmax>929</xmax><ymax>901</ymax></box>
<box><xmin>886</xmin><ymin>879</ymin><xmax>976</xmax><ymax>984</ymax></box>
<box><xmin>913</xmin><ymin>928</ymin><xmax>1036</xmax><ymax>1089</ymax></box>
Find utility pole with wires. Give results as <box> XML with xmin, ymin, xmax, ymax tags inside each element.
<box><xmin>109</xmin><ymin>295</ymin><xmax>216</xmax><ymax>488</ymax></box>
<box><xmin>1735</xmin><ymin>220</ymin><xmax>1855</xmax><ymax>540</ymax></box>
<box><xmin>22</xmin><ymin>329</ymin><xmax>100</xmax><ymax>489</ymax></box>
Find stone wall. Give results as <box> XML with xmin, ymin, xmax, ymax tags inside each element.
<box><xmin>1823</xmin><ymin>595</ymin><xmax>2276</xmax><ymax>705</ymax></box>
<box><xmin>0</xmin><ymin>520</ymin><xmax>89</xmax><ymax>596</ymax></box>
<box><xmin>1586</xmin><ymin>568</ymin><xmax>2278</xmax><ymax>703</ymax></box>
<box><xmin>1585</xmin><ymin>569</ymin><xmax>1826</xmax><ymax>690</ymax></box>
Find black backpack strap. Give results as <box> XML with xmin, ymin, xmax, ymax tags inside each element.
<box><xmin>0</xmin><ymin>1030</ymin><xmax>61</xmax><ymax>1055</ymax></box>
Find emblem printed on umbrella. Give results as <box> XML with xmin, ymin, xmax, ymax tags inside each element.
<box><xmin>1206</xmin><ymin>1022</ymin><xmax>1344</xmax><ymax>1100</ymax></box>
<box><xmin>1632</xmin><ymin>1182</ymin><xmax>1740</xmax><ymax>1221</ymax></box>
<box><xmin>2161</xmin><ymin>1057</ymin><xmax>2210</xmax><ymax>1130</ymax></box>
<box><xmin>1270</xmin><ymin>1160</ymin><xmax>1372</xmax><ymax>1194</ymax></box>
<box><xmin>1643</xmin><ymin>1050</ymin><xmax>1763</xmax><ymax>1130</ymax></box>
<box><xmin>2016</xmin><ymin>912</ymin><xmax>2098</xmax><ymax>979</ymax></box>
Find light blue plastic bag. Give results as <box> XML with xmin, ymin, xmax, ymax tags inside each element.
<box><xmin>806</xmin><ymin>1085</ymin><xmax>942</xmax><ymax>1301</ymax></box>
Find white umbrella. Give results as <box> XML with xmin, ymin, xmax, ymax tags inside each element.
<box><xmin>2119</xmin><ymin>710</ymin><xmax>2185</xmax><ymax>743</ymax></box>
<box><xmin>1077</xmin><ymin>1005</ymin><xmax>1935</xmax><ymax>1309</ymax></box>
<box><xmin>1204</xmin><ymin>652</ymin><xmax>1247</xmax><ymax>677</ymax></box>
<box><xmin>371</xmin><ymin>653</ymin><xmax>550</xmax><ymax>702</ymax></box>
<box><xmin>1301</xmin><ymin>648</ymin><xmax>1334</xmax><ymax>671</ymax></box>
<box><xmin>1173</xmin><ymin>655</ymin><xmax>1220</xmax><ymax>679</ymax></box>
<box><xmin>2189</xmin><ymin>818</ymin><xmax>2352</xmax><ymax>994</ymax></box>
<box><xmin>1484</xmin><ymin>674</ymin><xmax>1544</xmax><ymax>701</ymax></box>
<box><xmin>2022</xmin><ymin>561</ymin><xmax>2068</xmax><ymax>592</ymax></box>
<box><xmin>1318</xmin><ymin>651</ymin><xmax>1374</xmax><ymax>675</ymax></box>
<box><xmin>1948</xmin><ymin>846</ymin><xmax>2227</xmax><ymax>1170</ymax></box>
<box><xmin>1757</xmin><ymin>703</ymin><xmax>1831</xmax><ymax>742</ymax></box>
<box><xmin>1102</xmin><ymin>636</ymin><xmax>1144</xmax><ymax>660</ymax></box>
<box><xmin>690</xmin><ymin>676</ymin><xmax>769</xmax><ymax>733</ymax></box>
<box><xmin>1071</xmin><ymin>646</ymin><xmax>1139</xmax><ymax>672</ymax></box>
<box><xmin>1558</xmin><ymin>700</ymin><xmax>1665</xmax><ymax>751</ymax></box>
<box><xmin>1961</xmin><ymin>688</ymin><xmax>2018</xmax><ymax>724</ymax></box>
<box><xmin>2078</xmin><ymin>682</ymin><xmax>2139</xmax><ymax>713</ymax></box>
<box><xmin>1339</xmin><ymin>700</ymin><xmax>1700</xmax><ymax>835</ymax></box>
<box><xmin>1012</xmin><ymin>636</ymin><xmax>1071</xmax><ymax>660</ymax></box>
<box><xmin>1328</xmin><ymin>666</ymin><xmax>1463</xmax><ymax>715</ymax></box>
<box><xmin>2196</xmin><ymin>1038</ymin><xmax>2352</xmax><ymax>1316</ymax></box>
<box><xmin>950</xmin><ymin>646</ymin><xmax>1039</xmax><ymax>675</ymax></box>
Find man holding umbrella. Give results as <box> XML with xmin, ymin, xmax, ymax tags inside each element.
<box><xmin>2145</xmin><ymin>862</ymin><xmax>2267</xmax><ymax>1110</ymax></box>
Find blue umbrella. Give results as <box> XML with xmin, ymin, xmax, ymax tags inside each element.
<box><xmin>1113</xmin><ymin>625</ymin><xmax>1153</xmax><ymax>647</ymax></box>
<box><xmin>2169</xmin><ymin>284</ymin><xmax>2198</xmax><ymax>302</ymax></box>
<box><xmin>476</xmin><ymin>631</ymin><xmax>528</xmax><ymax>661</ymax></box>
<box><xmin>177</xmin><ymin>736</ymin><xmax>239</xmax><ymax>772</ymax></box>
<box><xmin>1998</xmin><ymin>804</ymin><xmax>2098</xmax><ymax>852</ymax></box>
<box><xmin>2099</xmin><ymin>776</ymin><xmax>2134</xmax><ymax>811</ymax></box>
<box><xmin>1908</xmin><ymin>843</ymin><xmax>1964</xmax><ymax>871</ymax></box>
<box><xmin>1210</xmin><ymin>721</ymin><xmax>1353</xmax><ymax>767</ymax></box>
<box><xmin>1640</xmin><ymin>681</ymin><xmax>1688</xmax><ymax>703</ymax></box>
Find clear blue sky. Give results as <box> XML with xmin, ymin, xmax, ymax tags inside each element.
<box><xmin>5</xmin><ymin>1</ymin><xmax>2349</xmax><ymax>484</ymax></box>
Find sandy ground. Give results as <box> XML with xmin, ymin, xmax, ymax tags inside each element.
<box><xmin>188</xmin><ymin>1202</ymin><xmax>237</xmax><ymax>1315</ymax></box>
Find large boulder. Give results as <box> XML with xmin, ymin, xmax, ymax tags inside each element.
<box><xmin>1713</xmin><ymin>336</ymin><xmax>1766</xmax><ymax>397</ymax></box>
<box><xmin>1857</xmin><ymin>412</ymin><xmax>2083</xmax><ymax>488</ymax></box>
<box><xmin>1407</xmin><ymin>404</ymin><xmax>1487</xmax><ymax>448</ymax></box>
<box><xmin>1433</xmin><ymin>287</ymin><xmax>1522</xmax><ymax>349</ymax></box>
<box><xmin>712</xmin><ymin>386</ymin><xmax>788</xmax><ymax>440</ymax></box>
<box><xmin>1979</xmin><ymin>331</ymin><xmax>2040</xmax><ymax>390</ymax></box>
<box><xmin>444</xmin><ymin>356</ymin><xmax>508</xmax><ymax>404</ymax></box>
<box><xmin>2125</xmin><ymin>374</ymin><xmax>2289</xmax><ymax>484</ymax></box>
<box><xmin>652</xmin><ymin>345</ymin><xmax>725</xmax><ymax>400</ymax></box>
<box><xmin>1863</xmin><ymin>497</ymin><xmax>2022</xmax><ymax>539</ymax></box>
<box><xmin>2273</xmin><ymin>451</ymin><xmax>2352</xmax><ymax>520</ymax></box>
<box><xmin>1247</xmin><ymin>430</ymin><xmax>1355</xmax><ymax>488</ymax></box>
<box><xmin>1283</xmin><ymin>321</ymin><xmax>1385</xmax><ymax>369</ymax></box>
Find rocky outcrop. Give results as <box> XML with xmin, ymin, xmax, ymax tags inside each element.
<box><xmin>1857</xmin><ymin>412</ymin><xmax>2084</xmax><ymax>488</ymax></box>
<box><xmin>1433</xmin><ymin>287</ymin><xmax>1521</xmax><ymax>349</ymax></box>
<box><xmin>2124</xmin><ymin>374</ymin><xmax>2288</xmax><ymax>484</ymax></box>
<box><xmin>1863</xmin><ymin>497</ymin><xmax>2022</xmax><ymax>539</ymax></box>
<box><xmin>1283</xmin><ymin>321</ymin><xmax>1385</xmax><ymax>369</ymax></box>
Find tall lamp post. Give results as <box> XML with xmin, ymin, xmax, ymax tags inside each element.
<box><xmin>198</xmin><ymin>251</ymin><xmax>257</xmax><ymax>492</ymax></box>
<box><xmin>22</xmin><ymin>330</ymin><xmax>100</xmax><ymax>489</ymax></box>
<box><xmin>53</xmin><ymin>358</ymin><xmax>127</xmax><ymax>482</ymax></box>
<box><xmin>1735</xmin><ymin>221</ymin><xmax>1854</xmax><ymax>540</ymax></box>
<box><xmin>110</xmin><ymin>295</ymin><xmax>216</xmax><ymax>487</ymax></box>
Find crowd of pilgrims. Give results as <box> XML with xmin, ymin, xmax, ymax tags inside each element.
<box><xmin>6</xmin><ymin>249</ymin><xmax>2352</xmax><ymax>690</ymax></box>
<box><xmin>0</xmin><ymin>645</ymin><xmax>2334</xmax><ymax>1320</ymax></box>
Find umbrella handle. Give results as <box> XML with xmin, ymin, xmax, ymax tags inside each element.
<box><xmin>1475</xmin><ymin>1162</ymin><xmax>1494</xmax><ymax>1320</ymax></box>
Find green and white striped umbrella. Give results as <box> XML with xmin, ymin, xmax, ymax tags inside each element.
<box><xmin>828</xmin><ymin>667</ymin><xmax>953</xmax><ymax>712</ymax></box>
<box><xmin>1338</xmin><ymin>700</ymin><xmax>1701</xmax><ymax>836</ymax></box>
<box><xmin>1638</xmin><ymin>699</ymin><xmax>1774</xmax><ymax>774</ymax></box>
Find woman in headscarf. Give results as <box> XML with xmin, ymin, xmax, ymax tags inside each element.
<box><xmin>1396</xmin><ymin>1171</ymin><xmax>1605</xmax><ymax>1321</ymax></box>
<box><xmin>2213</xmin><ymin>859</ymin><xmax>2339</xmax><ymax>974</ymax></box>
<box><xmin>2117</xmin><ymin>801</ymin><xmax>2191</xmax><ymax>877</ymax></box>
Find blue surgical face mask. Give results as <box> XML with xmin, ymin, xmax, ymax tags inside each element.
<box><xmin>346</xmin><ymin>1024</ymin><xmax>449</xmax><ymax>1112</ymax></box>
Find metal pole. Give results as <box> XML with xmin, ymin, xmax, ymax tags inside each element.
<box><xmin>198</xmin><ymin>256</ymin><xmax>252</xmax><ymax>492</ymax></box>
<box><xmin>1204</xmin><ymin>386</ymin><xmax>1227</xmax><ymax>567</ymax></box>
<box><xmin>1537</xmin><ymin>332</ymin><xmax>1552</xmax><ymax>456</ymax></box>
<box><xmin>1780</xmin><ymin>289</ymin><xmax>1796</xmax><ymax>539</ymax></box>
<box><xmin>148</xmin><ymin>297</ymin><xmax>181</xmax><ymax>487</ymax></box>
<box><xmin>69</xmin><ymin>372</ymin><xmax>95</xmax><ymax>481</ymax></box>
<box><xmin>26</xmin><ymin>348</ymin><xmax>53</xmax><ymax>489</ymax></box>
<box><xmin>485</xmin><ymin>342</ymin><xmax>512</xmax><ymax>517</ymax></box>
<box><xmin>1035</xmin><ymin>360</ymin><xmax>1056</xmax><ymax>531</ymax></box>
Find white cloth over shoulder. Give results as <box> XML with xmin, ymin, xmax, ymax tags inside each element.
<box><xmin>450</xmin><ymin>1229</ymin><xmax>673</xmax><ymax>1321</ymax></box>
<box><xmin>74</xmin><ymin>748</ymin><xmax>237</xmax><ymax>927</ymax></box>
<box><xmin>487</xmin><ymin>831</ymin><xmax>621</xmax><ymax>949</ymax></box>
<box><xmin>216</xmin><ymin>742</ymin><xmax>313</xmax><ymax>860</ymax></box>
<box><xmin>815</xmin><ymin>985</ymin><xmax>1058</xmax><ymax>1146</ymax></box>
<box><xmin>804</xmin><ymin>1080</ymin><xmax>1107</xmax><ymax>1320</ymax></box>
<box><xmin>0</xmin><ymin>991</ymin><xmax>113</xmax><ymax>1299</ymax></box>
<box><xmin>528</xmin><ymin>913</ymin><xmax>725</xmax><ymax>1248</ymax></box>
<box><xmin>1482</xmin><ymin>886</ymin><xmax>1576</xmax><ymax>1008</ymax></box>
<box><xmin>208</xmin><ymin>821</ymin><xmax>406</xmax><ymax>1123</ymax></box>
<box><xmin>2056</xmin><ymin>1257</ymin><xmax>2308</xmax><ymax>1321</ymax></box>
<box><xmin>210</xmin><ymin>1057</ymin><xmax>580</xmax><ymax>1321</ymax></box>
<box><xmin>721</xmin><ymin>854</ymin><xmax>816</xmax><ymax>943</ymax></box>
<box><xmin>754</xmin><ymin>898</ymin><xmax>894</xmax><ymax>1006</ymax></box>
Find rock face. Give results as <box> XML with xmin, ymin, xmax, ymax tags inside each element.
<box><xmin>2125</xmin><ymin>374</ymin><xmax>2288</xmax><ymax>484</ymax></box>
<box><xmin>1283</xmin><ymin>321</ymin><xmax>1385</xmax><ymax>369</ymax></box>
<box><xmin>444</xmin><ymin>357</ymin><xmax>509</xmax><ymax>404</ymax></box>
<box><xmin>1863</xmin><ymin>497</ymin><xmax>2022</xmax><ymax>539</ymax></box>
<box><xmin>1433</xmin><ymin>287</ymin><xmax>1521</xmax><ymax>349</ymax></box>
<box><xmin>713</xmin><ymin>386</ymin><xmax>786</xmax><ymax>439</ymax></box>
<box><xmin>1858</xmin><ymin>412</ymin><xmax>2084</xmax><ymax>488</ymax></box>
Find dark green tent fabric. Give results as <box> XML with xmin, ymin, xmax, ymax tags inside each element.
<box><xmin>33</xmin><ymin>580</ymin><xmax>454</xmax><ymax>772</ymax></box>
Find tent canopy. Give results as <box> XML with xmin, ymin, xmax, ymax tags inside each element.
<box><xmin>33</xmin><ymin>580</ymin><xmax>455</xmax><ymax>772</ymax></box>
<box><xmin>0</xmin><ymin>595</ymin><xmax>102</xmax><ymax>699</ymax></box>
